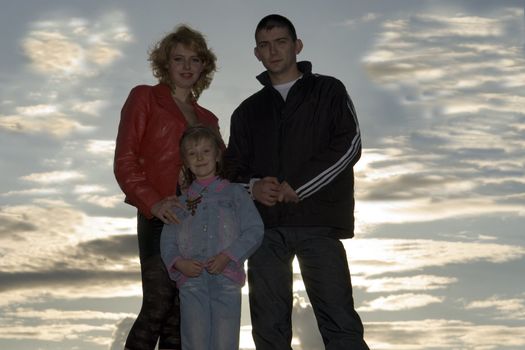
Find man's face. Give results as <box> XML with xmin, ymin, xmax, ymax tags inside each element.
<box><xmin>254</xmin><ymin>26</ymin><xmax>302</xmax><ymax>78</ymax></box>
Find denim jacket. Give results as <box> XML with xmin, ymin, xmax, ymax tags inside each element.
<box><xmin>160</xmin><ymin>178</ymin><xmax>264</xmax><ymax>287</ymax></box>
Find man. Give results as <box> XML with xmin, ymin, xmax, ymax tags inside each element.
<box><xmin>225</xmin><ymin>14</ymin><xmax>369</xmax><ymax>350</ymax></box>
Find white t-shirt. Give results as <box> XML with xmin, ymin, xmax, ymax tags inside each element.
<box><xmin>274</xmin><ymin>75</ymin><xmax>302</xmax><ymax>101</ymax></box>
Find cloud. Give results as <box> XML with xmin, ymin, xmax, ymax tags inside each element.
<box><xmin>286</xmin><ymin>294</ymin><xmax>525</xmax><ymax>350</ymax></box>
<box><xmin>109</xmin><ymin>317</ymin><xmax>134</xmax><ymax>350</ymax></box>
<box><xmin>21</xmin><ymin>13</ymin><xmax>132</xmax><ymax>80</ymax></box>
<box><xmin>73</xmin><ymin>184</ymin><xmax>107</xmax><ymax>194</ymax></box>
<box><xmin>291</xmin><ymin>294</ymin><xmax>324</xmax><ymax>350</ymax></box>
<box><xmin>344</xmin><ymin>238</ymin><xmax>525</xmax><ymax>278</ymax></box>
<box><xmin>0</xmin><ymin>187</ymin><xmax>60</xmax><ymax>197</ymax></box>
<box><xmin>71</xmin><ymin>99</ymin><xmax>109</xmax><ymax>116</ymax></box>
<box><xmin>357</xmin><ymin>8</ymin><xmax>525</xmax><ymax>226</ymax></box>
<box><xmin>359</xmin><ymin>293</ymin><xmax>443</xmax><ymax>311</ymax></box>
<box><xmin>358</xmin><ymin>275</ymin><xmax>458</xmax><ymax>293</ymax></box>
<box><xmin>4</xmin><ymin>308</ymin><xmax>134</xmax><ymax>321</ymax></box>
<box><xmin>78</xmin><ymin>194</ymin><xmax>123</xmax><ymax>208</ymax></box>
<box><xmin>0</xmin><ymin>322</ymin><xmax>112</xmax><ymax>344</ymax></box>
<box><xmin>86</xmin><ymin>140</ymin><xmax>116</xmax><ymax>156</ymax></box>
<box><xmin>0</xmin><ymin>11</ymin><xmax>132</xmax><ymax>138</ymax></box>
<box><xmin>465</xmin><ymin>295</ymin><xmax>525</xmax><ymax>320</ymax></box>
<box><xmin>74</xmin><ymin>234</ymin><xmax>138</xmax><ymax>261</ymax></box>
<box><xmin>0</xmin><ymin>281</ymin><xmax>141</xmax><ymax>308</ymax></box>
<box><xmin>23</xmin><ymin>31</ymin><xmax>86</xmax><ymax>75</ymax></box>
<box><xmin>279</xmin><ymin>237</ymin><xmax>522</xmax><ymax>297</ymax></box>
<box><xmin>340</xmin><ymin>12</ymin><xmax>381</xmax><ymax>27</ymax></box>
<box><xmin>21</xmin><ymin>170</ymin><xmax>85</xmax><ymax>184</ymax></box>
<box><xmin>0</xmin><ymin>203</ymin><xmax>135</xmax><ymax>270</ymax></box>
<box><xmin>0</xmin><ymin>304</ymin><xmax>129</xmax><ymax>348</ymax></box>
<box><xmin>364</xmin><ymin>319</ymin><xmax>525</xmax><ymax>350</ymax></box>
<box><xmin>73</xmin><ymin>184</ymin><xmax>123</xmax><ymax>208</ymax></box>
<box><xmin>0</xmin><ymin>202</ymin><xmax>144</xmax><ymax>316</ymax></box>
<box><xmin>0</xmin><ymin>112</ymin><xmax>92</xmax><ymax>136</ymax></box>
<box><xmin>16</xmin><ymin>104</ymin><xmax>58</xmax><ymax>116</ymax></box>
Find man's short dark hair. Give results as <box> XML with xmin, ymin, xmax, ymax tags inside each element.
<box><xmin>255</xmin><ymin>14</ymin><xmax>297</xmax><ymax>41</ymax></box>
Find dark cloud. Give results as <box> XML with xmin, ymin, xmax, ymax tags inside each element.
<box><xmin>476</xmin><ymin>180</ymin><xmax>525</xmax><ymax>197</ymax></box>
<box><xmin>0</xmin><ymin>215</ymin><xmax>37</xmax><ymax>236</ymax></box>
<box><xmin>0</xmin><ymin>268</ymin><xmax>139</xmax><ymax>293</ymax></box>
<box><xmin>76</xmin><ymin>234</ymin><xmax>138</xmax><ymax>260</ymax></box>
<box><xmin>0</xmin><ymin>233</ymin><xmax>142</xmax><ymax>293</ymax></box>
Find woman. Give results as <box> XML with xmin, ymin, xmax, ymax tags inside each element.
<box><xmin>114</xmin><ymin>25</ymin><xmax>220</xmax><ymax>350</ymax></box>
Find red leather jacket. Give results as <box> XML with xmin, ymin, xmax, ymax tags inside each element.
<box><xmin>114</xmin><ymin>83</ymin><xmax>220</xmax><ymax>218</ymax></box>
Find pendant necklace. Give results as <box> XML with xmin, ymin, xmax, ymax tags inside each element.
<box><xmin>186</xmin><ymin>186</ymin><xmax>208</xmax><ymax>216</ymax></box>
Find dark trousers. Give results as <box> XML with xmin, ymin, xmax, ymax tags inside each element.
<box><xmin>125</xmin><ymin>213</ymin><xmax>181</xmax><ymax>350</ymax></box>
<box><xmin>248</xmin><ymin>226</ymin><xmax>369</xmax><ymax>350</ymax></box>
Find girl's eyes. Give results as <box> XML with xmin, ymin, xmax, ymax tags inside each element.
<box><xmin>186</xmin><ymin>150</ymin><xmax>213</xmax><ymax>156</ymax></box>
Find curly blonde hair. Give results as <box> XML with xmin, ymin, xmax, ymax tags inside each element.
<box><xmin>148</xmin><ymin>25</ymin><xmax>217</xmax><ymax>100</ymax></box>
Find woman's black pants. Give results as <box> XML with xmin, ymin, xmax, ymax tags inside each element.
<box><xmin>125</xmin><ymin>212</ymin><xmax>181</xmax><ymax>350</ymax></box>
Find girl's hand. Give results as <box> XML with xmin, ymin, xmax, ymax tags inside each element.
<box><xmin>206</xmin><ymin>253</ymin><xmax>231</xmax><ymax>275</ymax></box>
<box><xmin>151</xmin><ymin>195</ymin><xmax>185</xmax><ymax>224</ymax></box>
<box><xmin>174</xmin><ymin>259</ymin><xmax>204</xmax><ymax>277</ymax></box>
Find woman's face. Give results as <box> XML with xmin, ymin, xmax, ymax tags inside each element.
<box><xmin>168</xmin><ymin>44</ymin><xmax>204</xmax><ymax>91</ymax></box>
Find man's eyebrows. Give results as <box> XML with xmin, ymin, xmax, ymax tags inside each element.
<box><xmin>257</xmin><ymin>37</ymin><xmax>289</xmax><ymax>44</ymax></box>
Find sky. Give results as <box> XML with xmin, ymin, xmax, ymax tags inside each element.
<box><xmin>0</xmin><ymin>0</ymin><xmax>524</xmax><ymax>349</ymax></box>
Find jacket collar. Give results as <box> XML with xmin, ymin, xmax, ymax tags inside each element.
<box><xmin>152</xmin><ymin>82</ymin><xmax>201</xmax><ymax>116</ymax></box>
<box><xmin>152</xmin><ymin>83</ymin><xmax>174</xmax><ymax>108</ymax></box>
<box><xmin>256</xmin><ymin>61</ymin><xmax>313</xmax><ymax>87</ymax></box>
<box><xmin>188</xmin><ymin>177</ymin><xmax>229</xmax><ymax>197</ymax></box>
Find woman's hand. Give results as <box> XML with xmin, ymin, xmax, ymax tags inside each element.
<box><xmin>206</xmin><ymin>253</ymin><xmax>232</xmax><ymax>275</ymax></box>
<box><xmin>151</xmin><ymin>195</ymin><xmax>184</xmax><ymax>224</ymax></box>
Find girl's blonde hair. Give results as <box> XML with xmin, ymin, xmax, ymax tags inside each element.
<box><xmin>148</xmin><ymin>25</ymin><xmax>217</xmax><ymax>100</ymax></box>
<box><xmin>179</xmin><ymin>125</ymin><xmax>225</xmax><ymax>186</ymax></box>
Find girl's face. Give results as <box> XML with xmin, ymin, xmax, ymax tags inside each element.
<box><xmin>168</xmin><ymin>44</ymin><xmax>204</xmax><ymax>91</ymax></box>
<box><xmin>183</xmin><ymin>138</ymin><xmax>220</xmax><ymax>180</ymax></box>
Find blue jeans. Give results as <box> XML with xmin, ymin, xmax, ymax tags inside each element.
<box><xmin>179</xmin><ymin>272</ymin><xmax>241</xmax><ymax>350</ymax></box>
<box><xmin>248</xmin><ymin>226</ymin><xmax>369</xmax><ymax>350</ymax></box>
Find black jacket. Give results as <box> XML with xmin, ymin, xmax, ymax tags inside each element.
<box><xmin>225</xmin><ymin>61</ymin><xmax>361</xmax><ymax>238</ymax></box>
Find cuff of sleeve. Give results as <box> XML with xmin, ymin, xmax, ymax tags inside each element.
<box><xmin>248</xmin><ymin>178</ymin><xmax>260</xmax><ymax>200</ymax></box>
<box><xmin>222</xmin><ymin>251</ymin><xmax>241</xmax><ymax>267</ymax></box>
<box><xmin>168</xmin><ymin>256</ymin><xmax>183</xmax><ymax>272</ymax></box>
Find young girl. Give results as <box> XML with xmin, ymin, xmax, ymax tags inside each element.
<box><xmin>160</xmin><ymin>125</ymin><xmax>264</xmax><ymax>350</ymax></box>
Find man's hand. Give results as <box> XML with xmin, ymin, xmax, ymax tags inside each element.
<box><xmin>206</xmin><ymin>253</ymin><xmax>232</xmax><ymax>275</ymax></box>
<box><xmin>174</xmin><ymin>259</ymin><xmax>204</xmax><ymax>277</ymax></box>
<box><xmin>151</xmin><ymin>195</ymin><xmax>185</xmax><ymax>224</ymax></box>
<box><xmin>252</xmin><ymin>177</ymin><xmax>281</xmax><ymax>206</ymax></box>
<box><xmin>278</xmin><ymin>181</ymin><xmax>299</xmax><ymax>203</ymax></box>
